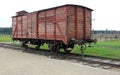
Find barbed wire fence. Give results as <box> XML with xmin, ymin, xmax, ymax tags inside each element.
<box><xmin>92</xmin><ymin>29</ymin><xmax>120</xmax><ymax>41</ymax></box>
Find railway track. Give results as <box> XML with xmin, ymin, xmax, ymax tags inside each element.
<box><xmin>0</xmin><ymin>42</ymin><xmax>120</xmax><ymax>69</ymax></box>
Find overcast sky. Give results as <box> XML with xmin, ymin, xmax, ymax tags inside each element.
<box><xmin>0</xmin><ymin>0</ymin><xmax>120</xmax><ymax>30</ymax></box>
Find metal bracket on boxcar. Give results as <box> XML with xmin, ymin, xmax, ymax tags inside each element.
<box><xmin>66</xmin><ymin>38</ymin><xmax>75</xmax><ymax>49</ymax></box>
<box><xmin>77</xmin><ymin>39</ymin><xmax>86</xmax><ymax>58</ymax></box>
<box><xmin>21</xmin><ymin>41</ymin><xmax>28</xmax><ymax>49</ymax></box>
<box><xmin>77</xmin><ymin>39</ymin><xmax>86</xmax><ymax>50</ymax></box>
<box><xmin>85</xmin><ymin>38</ymin><xmax>97</xmax><ymax>47</ymax></box>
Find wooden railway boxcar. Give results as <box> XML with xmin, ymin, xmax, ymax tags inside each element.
<box><xmin>12</xmin><ymin>4</ymin><xmax>93</xmax><ymax>53</ymax></box>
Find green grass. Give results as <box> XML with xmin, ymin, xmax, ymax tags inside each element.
<box><xmin>97</xmin><ymin>40</ymin><xmax>120</xmax><ymax>47</ymax></box>
<box><xmin>85</xmin><ymin>47</ymin><xmax>120</xmax><ymax>59</ymax></box>
<box><xmin>71</xmin><ymin>40</ymin><xmax>120</xmax><ymax>59</ymax></box>
<box><xmin>0</xmin><ymin>35</ymin><xmax>12</xmax><ymax>42</ymax></box>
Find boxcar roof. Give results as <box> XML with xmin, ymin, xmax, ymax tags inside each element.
<box><xmin>32</xmin><ymin>4</ymin><xmax>93</xmax><ymax>13</ymax></box>
<box><xmin>12</xmin><ymin>4</ymin><xmax>93</xmax><ymax>18</ymax></box>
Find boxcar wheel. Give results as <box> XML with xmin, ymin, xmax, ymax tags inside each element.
<box><xmin>49</xmin><ymin>44</ymin><xmax>60</xmax><ymax>53</ymax></box>
<box><xmin>25</xmin><ymin>45</ymin><xmax>28</xmax><ymax>49</ymax></box>
<box><xmin>35</xmin><ymin>45</ymin><xmax>40</xmax><ymax>50</ymax></box>
<box><xmin>49</xmin><ymin>44</ymin><xmax>55</xmax><ymax>52</ymax></box>
<box><xmin>22</xmin><ymin>44</ymin><xmax>28</xmax><ymax>49</ymax></box>
<box><xmin>56</xmin><ymin>45</ymin><xmax>60</xmax><ymax>53</ymax></box>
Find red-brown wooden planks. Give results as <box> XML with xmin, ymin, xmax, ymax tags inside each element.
<box><xmin>38</xmin><ymin>11</ymin><xmax>46</xmax><ymax>39</ymax></box>
<box><xmin>46</xmin><ymin>9</ymin><xmax>55</xmax><ymax>39</ymax></box>
<box><xmin>17</xmin><ymin>17</ymin><xmax>22</xmax><ymax>38</ymax></box>
<box><xmin>31</xmin><ymin>12</ymin><xmax>37</xmax><ymax>38</ymax></box>
<box><xmin>77</xmin><ymin>7</ymin><xmax>84</xmax><ymax>39</ymax></box>
<box><xmin>85</xmin><ymin>9</ymin><xmax>92</xmax><ymax>39</ymax></box>
<box><xmin>55</xmin><ymin>7</ymin><xmax>67</xmax><ymax>41</ymax></box>
<box><xmin>12</xmin><ymin>5</ymin><xmax>92</xmax><ymax>44</ymax></box>
<box><xmin>22</xmin><ymin>15</ymin><xmax>27</xmax><ymax>38</ymax></box>
<box><xmin>67</xmin><ymin>6</ymin><xmax>76</xmax><ymax>39</ymax></box>
<box><xmin>27</xmin><ymin>14</ymin><xmax>32</xmax><ymax>38</ymax></box>
<box><xmin>38</xmin><ymin>7</ymin><xmax>67</xmax><ymax>41</ymax></box>
<box><xmin>12</xmin><ymin>17</ymin><xmax>17</xmax><ymax>38</ymax></box>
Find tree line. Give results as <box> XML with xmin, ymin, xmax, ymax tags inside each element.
<box><xmin>0</xmin><ymin>27</ymin><xmax>12</xmax><ymax>35</ymax></box>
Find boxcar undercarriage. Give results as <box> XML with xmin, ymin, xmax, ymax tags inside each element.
<box><xmin>13</xmin><ymin>37</ymin><xmax>96</xmax><ymax>55</ymax></box>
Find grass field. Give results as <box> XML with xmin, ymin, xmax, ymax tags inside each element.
<box><xmin>72</xmin><ymin>40</ymin><xmax>120</xmax><ymax>59</ymax></box>
<box><xmin>0</xmin><ymin>35</ymin><xmax>12</xmax><ymax>42</ymax></box>
<box><xmin>0</xmin><ymin>35</ymin><xmax>120</xmax><ymax>59</ymax></box>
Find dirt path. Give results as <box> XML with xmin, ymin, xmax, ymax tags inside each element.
<box><xmin>0</xmin><ymin>47</ymin><xmax>120</xmax><ymax>75</ymax></box>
